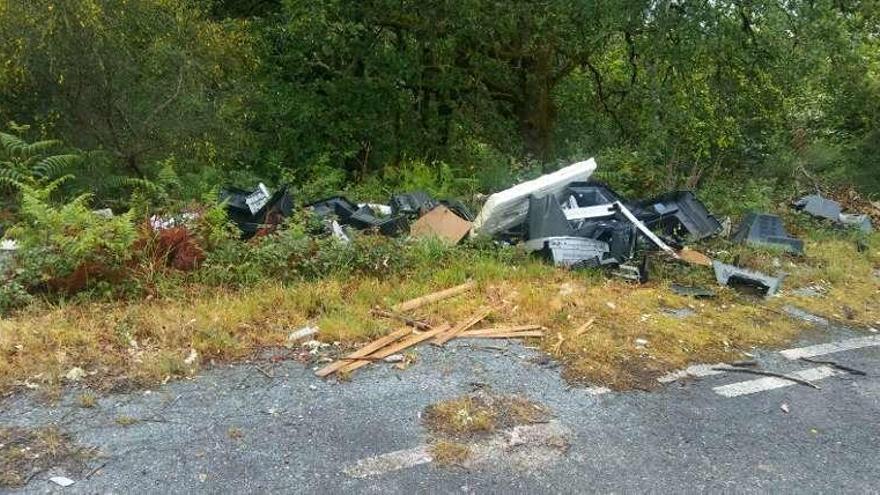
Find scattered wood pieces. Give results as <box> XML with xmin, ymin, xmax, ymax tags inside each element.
<box><xmin>573</xmin><ymin>318</ymin><xmax>596</xmax><ymax>337</ymax></box>
<box><xmin>458</xmin><ymin>330</ymin><xmax>544</xmax><ymax>339</ymax></box>
<box><xmin>712</xmin><ymin>366</ymin><xmax>821</xmax><ymax>389</ymax></box>
<box><xmin>338</xmin><ymin>323</ymin><xmax>452</xmax><ymax>374</ymax></box>
<box><xmin>315</xmin><ymin>327</ymin><xmax>412</xmax><ymax>377</ymax></box>
<box><xmin>370</xmin><ymin>307</ymin><xmax>432</xmax><ymax>330</ymax></box>
<box><xmin>432</xmin><ymin>307</ymin><xmax>495</xmax><ymax>346</ymax></box>
<box><xmin>392</xmin><ymin>281</ymin><xmax>475</xmax><ymax>313</ymax></box>
<box><xmin>800</xmin><ymin>357</ymin><xmax>867</xmax><ymax>376</ymax></box>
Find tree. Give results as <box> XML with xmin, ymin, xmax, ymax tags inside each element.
<box><xmin>0</xmin><ymin>0</ymin><xmax>257</xmax><ymax>179</ymax></box>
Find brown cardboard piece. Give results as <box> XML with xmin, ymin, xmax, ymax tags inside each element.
<box><xmin>409</xmin><ymin>205</ymin><xmax>472</xmax><ymax>244</ymax></box>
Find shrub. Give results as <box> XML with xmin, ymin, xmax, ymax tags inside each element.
<box><xmin>6</xmin><ymin>186</ymin><xmax>136</xmax><ymax>294</ymax></box>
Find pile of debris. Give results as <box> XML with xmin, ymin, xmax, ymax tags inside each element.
<box><xmin>471</xmin><ymin>158</ymin><xmax>809</xmax><ymax>297</ymax></box>
<box><xmin>306</xmin><ymin>192</ymin><xmax>473</xmax><ymax>244</ymax></box>
<box><xmin>212</xmin><ymin>158</ymin><xmax>878</xmax><ymax>298</ymax></box>
<box><xmin>221</xmin><ymin>183</ymin><xmax>474</xmax><ymax>243</ymax></box>
<box><xmin>316</xmin><ymin>281</ymin><xmax>544</xmax><ymax>378</ymax></box>
<box><xmin>472</xmin><ymin>159</ymin><xmax>725</xmax><ymax>281</ymax></box>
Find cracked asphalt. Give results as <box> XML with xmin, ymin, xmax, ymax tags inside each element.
<box><xmin>2</xmin><ymin>313</ymin><xmax>879</xmax><ymax>494</ymax></box>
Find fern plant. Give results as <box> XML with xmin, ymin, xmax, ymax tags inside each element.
<box><xmin>6</xmin><ymin>182</ymin><xmax>137</xmax><ymax>293</ymax></box>
<box><xmin>0</xmin><ymin>130</ymin><xmax>83</xmax><ymax>190</ymax></box>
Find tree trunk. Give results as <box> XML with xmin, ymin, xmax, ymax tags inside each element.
<box><xmin>516</xmin><ymin>50</ymin><xmax>556</xmax><ymax>166</ymax></box>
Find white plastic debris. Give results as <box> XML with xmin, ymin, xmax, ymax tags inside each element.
<box><xmin>634</xmin><ymin>338</ymin><xmax>649</xmax><ymax>348</ymax></box>
<box><xmin>184</xmin><ymin>349</ymin><xmax>199</xmax><ymax>365</ymax></box>
<box><xmin>383</xmin><ymin>354</ymin><xmax>405</xmax><ymax>363</ymax></box>
<box><xmin>359</xmin><ymin>203</ymin><xmax>393</xmax><ymax>216</ymax></box>
<box><xmin>245</xmin><ymin>183</ymin><xmax>271</xmax><ymax>214</ymax></box>
<box><xmin>64</xmin><ymin>367</ymin><xmax>85</xmax><ymax>382</ymax></box>
<box><xmin>49</xmin><ymin>476</ymin><xmax>75</xmax><ymax>487</ymax></box>
<box><xmin>1</xmin><ymin>239</ymin><xmax>18</xmax><ymax>250</ymax></box>
<box><xmin>330</xmin><ymin>221</ymin><xmax>350</xmax><ymax>243</ymax></box>
<box><xmin>780</xmin><ymin>403</ymin><xmax>790</xmax><ymax>414</ymax></box>
<box><xmin>149</xmin><ymin>212</ymin><xmax>198</xmax><ymax>231</ymax></box>
<box><xmin>473</xmin><ymin>159</ymin><xmax>597</xmax><ymax>236</ymax></box>
<box><xmin>289</xmin><ymin>326</ymin><xmax>319</xmax><ymax>343</ymax></box>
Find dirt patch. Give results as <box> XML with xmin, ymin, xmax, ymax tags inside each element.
<box><xmin>422</xmin><ymin>392</ymin><xmax>566</xmax><ymax>471</ymax></box>
<box><xmin>423</xmin><ymin>391</ymin><xmax>550</xmax><ymax>441</ymax></box>
<box><xmin>429</xmin><ymin>441</ymin><xmax>471</xmax><ymax>467</ymax></box>
<box><xmin>0</xmin><ymin>426</ymin><xmax>95</xmax><ymax>488</ymax></box>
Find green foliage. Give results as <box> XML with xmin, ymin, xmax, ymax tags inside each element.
<box><xmin>0</xmin><ymin>129</ymin><xmax>82</xmax><ymax>192</ymax></box>
<box><xmin>0</xmin><ymin>280</ymin><xmax>32</xmax><ymax>315</ymax></box>
<box><xmin>6</xmin><ymin>185</ymin><xmax>136</xmax><ymax>293</ymax></box>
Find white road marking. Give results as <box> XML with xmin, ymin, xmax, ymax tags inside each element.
<box><xmin>586</xmin><ymin>386</ymin><xmax>611</xmax><ymax>395</ymax></box>
<box><xmin>657</xmin><ymin>363</ymin><xmax>727</xmax><ymax>384</ymax></box>
<box><xmin>713</xmin><ymin>366</ymin><xmax>839</xmax><ymax>398</ymax></box>
<box><xmin>344</xmin><ymin>445</ymin><xmax>432</xmax><ymax>478</ymax></box>
<box><xmin>779</xmin><ymin>335</ymin><xmax>880</xmax><ymax>360</ymax></box>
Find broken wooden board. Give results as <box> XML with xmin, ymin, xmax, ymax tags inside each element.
<box><xmin>409</xmin><ymin>205</ymin><xmax>472</xmax><ymax>244</ymax></box>
<box><xmin>370</xmin><ymin>308</ymin><xmax>432</xmax><ymax>330</ymax></box>
<box><xmin>337</xmin><ymin>323</ymin><xmax>452</xmax><ymax>375</ymax></box>
<box><xmin>391</xmin><ymin>281</ymin><xmax>475</xmax><ymax>313</ymax></box>
<box><xmin>315</xmin><ymin>327</ymin><xmax>412</xmax><ymax>377</ymax></box>
<box><xmin>460</xmin><ymin>325</ymin><xmax>543</xmax><ymax>336</ymax></box>
<box><xmin>432</xmin><ymin>307</ymin><xmax>495</xmax><ymax>346</ymax></box>
<box><xmin>678</xmin><ymin>247</ymin><xmax>713</xmax><ymax>267</ymax></box>
<box><xmin>573</xmin><ymin>318</ymin><xmax>596</xmax><ymax>337</ymax></box>
<box><xmin>458</xmin><ymin>330</ymin><xmax>544</xmax><ymax>339</ymax></box>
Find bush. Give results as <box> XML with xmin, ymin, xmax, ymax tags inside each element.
<box><xmin>6</xmin><ymin>186</ymin><xmax>136</xmax><ymax>294</ymax></box>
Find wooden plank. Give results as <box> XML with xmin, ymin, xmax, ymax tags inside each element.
<box><xmin>315</xmin><ymin>327</ymin><xmax>411</xmax><ymax>377</ymax></box>
<box><xmin>573</xmin><ymin>318</ymin><xmax>596</xmax><ymax>337</ymax></box>
<box><xmin>337</xmin><ymin>323</ymin><xmax>451</xmax><ymax>375</ymax></box>
<box><xmin>392</xmin><ymin>281</ymin><xmax>475</xmax><ymax>313</ymax></box>
<box><xmin>370</xmin><ymin>307</ymin><xmax>432</xmax><ymax>330</ymax></box>
<box><xmin>461</xmin><ymin>325</ymin><xmax>542</xmax><ymax>336</ymax></box>
<box><xmin>432</xmin><ymin>307</ymin><xmax>495</xmax><ymax>346</ymax></box>
<box><xmin>678</xmin><ymin>247</ymin><xmax>713</xmax><ymax>267</ymax></box>
<box><xmin>458</xmin><ymin>331</ymin><xmax>544</xmax><ymax>339</ymax></box>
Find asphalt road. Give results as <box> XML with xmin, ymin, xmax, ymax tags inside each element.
<box><xmin>2</xmin><ymin>312</ymin><xmax>879</xmax><ymax>494</ymax></box>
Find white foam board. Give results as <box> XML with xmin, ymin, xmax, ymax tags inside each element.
<box><xmin>473</xmin><ymin>159</ymin><xmax>597</xmax><ymax>236</ymax></box>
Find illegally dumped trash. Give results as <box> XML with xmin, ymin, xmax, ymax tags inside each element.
<box><xmin>670</xmin><ymin>284</ymin><xmax>716</xmax><ymax>299</ymax></box>
<box><xmin>409</xmin><ymin>205</ymin><xmax>472</xmax><ymax>244</ymax></box>
<box><xmin>712</xmin><ymin>261</ymin><xmax>782</xmax><ymax>297</ymax></box>
<box><xmin>474</xmin><ymin>159</ymin><xmax>598</xmax><ymax>236</ymax></box>
<box><xmin>732</xmin><ymin>213</ymin><xmax>804</xmax><ymax>255</ymax></box>
<box><xmin>306</xmin><ymin>190</ymin><xmax>473</xmax><ymax>242</ymax></box>
<box><xmin>221</xmin><ymin>183</ymin><xmax>294</xmax><ymax>238</ymax></box>
<box><xmin>794</xmin><ymin>194</ymin><xmax>873</xmax><ymax>233</ymax></box>
<box><xmin>316</xmin><ymin>282</ymin><xmax>544</xmax><ymax>378</ymax></box>
<box><xmin>473</xmin><ymin>158</ymin><xmax>719</xmax><ymax>271</ymax></box>
<box><xmin>523</xmin><ymin>236</ymin><xmax>612</xmax><ymax>268</ymax></box>
<box><xmin>635</xmin><ymin>191</ymin><xmax>722</xmax><ymax>241</ymax></box>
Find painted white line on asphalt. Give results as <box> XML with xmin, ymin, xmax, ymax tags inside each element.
<box><xmin>344</xmin><ymin>445</ymin><xmax>431</xmax><ymax>478</ymax></box>
<box><xmin>779</xmin><ymin>335</ymin><xmax>880</xmax><ymax>360</ymax></box>
<box><xmin>713</xmin><ymin>366</ymin><xmax>838</xmax><ymax>398</ymax></box>
<box><xmin>586</xmin><ymin>386</ymin><xmax>611</xmax><ymax>395</ymax></box>
<box><xmin>657</xmin><ymin>363</ymin><xmax>727</xmax><ymax>383</ymax></box>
